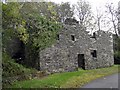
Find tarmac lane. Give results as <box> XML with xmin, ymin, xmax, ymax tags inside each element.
<box><xmin>81</xmin><ymin>73</ymin><xmax>120</xmax><ymax>89</ymax></box>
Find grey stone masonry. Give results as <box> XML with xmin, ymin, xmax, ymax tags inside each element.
<box><xmin>39</xmin><ymin>18</ymin><xmax>114</xmax><ymax>73</ymax></box>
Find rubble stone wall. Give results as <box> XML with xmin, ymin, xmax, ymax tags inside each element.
<box><xmin>39</xmin><ymin>19</ymin><xmax>114</xmax><ymax>73</ymax></box>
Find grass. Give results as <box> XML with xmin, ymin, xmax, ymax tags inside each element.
<box><xmin>10</xmin><ymin>65</ymin><xmax>119</xmax><ymax>88</ymax></box>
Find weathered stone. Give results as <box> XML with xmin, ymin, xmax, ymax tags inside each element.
<box><xmin>39</xmin><ymin>18</ymin><xmax>114</xmax><ymax>73</ymax></box>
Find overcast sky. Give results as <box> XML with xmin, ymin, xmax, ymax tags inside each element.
<box><xmin>3</xmin><ymin>0</ymin><xmax>119</xmax><ymax>32</ymax></box>
<box><xmin>48</xmin><ymin>0</ymin><xmax>119</xmax><ymax>33</ymax></box>
<box><xmin>49</xmin><ymin>0</ymin><xmax>120</xmax><ymax>15</ymax></box>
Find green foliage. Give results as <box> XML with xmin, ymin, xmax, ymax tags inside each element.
<box><xmin>57</xmin><ymin>2</ymin><xmax>74</xmax><ymax>22</ymax></box>
<box><xmin>114</xmin><ymin>51</ymin><xmax>120</xmax><ymax>58</ymax></box>
<box><xmin>113</xmin><ymin>36</ymin><xmax>120</xmax><ymax>51</ymax></box>
<box><xmin>114</xmin><ymin>51</ymin><xmax>120</xmax><ymax>63</ymax></box>
<box><xmin>10</xmin><ymin>65</ymin><xmax>119</xmax><ymax>88</ymax></box>
<box><xmin>30</xmin><ymin>14</ymin><xmax>61</xmax><ymax>49</ymax></box>
<box><xmin>2</xmin><ymin>2</ymin><xmax>62</xmax><ymax>69</ymax></box>
<box><xmin>113</xmin><ymin>35</ymin><xmax>120</xmax><ymax>63</ymax></box>
<box><xmin>2</xmin><ymin>52</ymin><xmax>37</xmax><ymax>78</ymax></box>
<box><xmin>2</xmin><ymin>3</ymin><xmax>29</xmax><ymax>44</ymax></box>
<box><xmin>2</xmin><ymin>2</ymin><xmax>62</xmax><ymax>50</ymax></box>
<box><xmin>2</xmin><ymin>29</ymin><xmax>15</xmax><ymax>53</ymax></box>
<box><xmin>2</xmin><ymin>2</ymin><xmax>20</xmax><ymax>19</ymax></box>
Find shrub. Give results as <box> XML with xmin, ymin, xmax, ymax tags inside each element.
<box><xmin>114</xmin><ymin>51</ymin><xmax>120</xmax><ymax>64</ymax></box>
<box><xmin>2</xmin><ymin>52</ymin><xmax>37</xmax><ymax>78</ymax></box>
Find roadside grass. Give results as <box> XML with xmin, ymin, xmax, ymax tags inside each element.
<box><xmin>10</xmin><ymin>65</ymin><xmax>119</xmax><ymax>88</ymax></box>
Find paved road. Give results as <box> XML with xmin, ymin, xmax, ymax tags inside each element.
<box><xmin>82</xmin><ymin>73</ymin><xmax>119</xmax><ymax>89</ymax></box>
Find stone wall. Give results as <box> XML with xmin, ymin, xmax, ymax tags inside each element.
<box><xmin>39</xmin><ymin>19</ymin><xmax>114</xmax><ymax>73</ymax></box>
<box><xmin>96</xmin><ymin>31</ymin><xmax>114</xmax><ymax>67</ymax></box>
<box><xmin>85</xmin><ymin>31</ymin><xmax>114</xmax><ymax>69</ymax></box>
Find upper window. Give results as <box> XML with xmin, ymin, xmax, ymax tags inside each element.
<box><xmin>93</xmin><ymin>32</ymin><xmax>96</xmax><ymax>38</ymax></box>
<box><xmin>91</xmin><ymin>50</ymin><xmax>97</xmax><ymax>58</ymax></box>
<box><xmin>57</xmin><ymin>34</ymin><xmax>59</xmax><ymax>40</ymax></box>
<box><xmin>71</xmin><ymin>35</ymin><xmax>75</xmax><ymax>41</ymax></box>
<box><xmin>90</xmin><ymin>32</ymin><xmax>96</xmax><ymax>39</ymax></box>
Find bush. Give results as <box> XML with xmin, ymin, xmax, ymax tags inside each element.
<box><xmin>2</xmin><ymin>52</ymin><xmax>37</xmax><ymax>78</ymax></box>
<box><xmin>2</xmin><ymin>52</ymin><xmax>39</xmax><ymax>88</ymax></box>
<box><xmin>114</xmin><ymin>51</ymin><xmax>120</xmax><ymax>64</ymax></box>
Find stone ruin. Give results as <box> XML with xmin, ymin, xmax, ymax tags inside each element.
<box><xmin>5</xmin><ymin>18</ymin><xmax>114</xmax><ymax>73</ymax></box>
<box><xmin>39</xmin><ymin>18</ymin><xmax>114</xmax><ymax>73</ymax></box>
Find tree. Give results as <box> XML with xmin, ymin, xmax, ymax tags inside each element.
<box><xmin>105</xmin><ymin>3</ymin><xmax>119</xmax><ymax>37</ymax></box>
<box><xmin>57</xmin><ymin>2</ymin><xmax>74</xmax><ymax>23</ymax></box>
<box><xmin>92</xmin><ymin>7</ymin><xmax>108</xmax><ymax>33</ymax></box>
<box><xmin>73</xmin><ymin>0</ymin><xmax>93</xmax><ymax>29</ymax></box>
<box><xmin>96</xmin><ymin>8</ymin><xmax>104</xmax><ymax>31</ymax></box>
<box><xmin>2</xmin><ymin>2</ymin><xmax>62</xmax><ymax>68</ymax></box>
<box><xmin>2</xmin><ymin>2</ymin><xmax>29</xmax><ymax>45</ymax></box>
<box><xmin>37</xmin><ymin>2</ymin><xmax>59</xmax><ymax>21</ymax></box>
<box><xmin>105</xmin><ymin>3</ymin><xmax>120</xmax><ymax>64</ymax></box>
<box><xmin>18</xmin><ymin>2</ymin><xmax>61</xmax><ymax>48</ymax></box>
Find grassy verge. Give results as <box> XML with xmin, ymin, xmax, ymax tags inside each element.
<box><xmin>10</xmin><ymin>65</ymin><xmax>119</xmax><ymax>88</ymax></box>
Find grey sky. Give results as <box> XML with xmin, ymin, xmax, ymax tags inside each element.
<box><xmin>2</xmin><ymin>0</ymin><xmax>119</xmax><ymax>32</ymax></box>
<box><xmin>48</xmin><ymin>0</ymin><xmax>119</xmax><ymax>33</ymax></box>
<box><xmin>49</xmin><ymin>0</ymin><xmax>119</xmax><ymax>14</ymax></box>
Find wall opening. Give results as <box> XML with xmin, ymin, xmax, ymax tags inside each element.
<box><xmin>93</xmin><ymin>32</ymin><xmax>96</xmax><ymax>38</ymax></box>
<box><xmin>90</xmin><ymin>32</ymin><xmax>96</xmax><ymax>39</ymax></box>
<box><xmin>71</xmin><ymin>35</ymin><xmax>75</xmax><ymax>41</ymax></box>
<box><xmin>57</xmin><ymin>34</ymin><xmax>59</xmax><ymax>40</ymax></box>
<box><xmin>11</xmin><ymin>40</ymin><xmax>25</xmax><ymax>64</ymax></box>
<box><xmin>78</xmin><ymin>54</ymin><xmax>85</xmax><ymax>69</ymax></box>
<box><xmin>91</xmin><ymin>50</ymin><xmax>97</xmax><ymax>58</ymax></box>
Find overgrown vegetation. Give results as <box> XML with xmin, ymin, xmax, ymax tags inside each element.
<box><xmin>2</xmin><ymin>2</ymin><xmax>72</xmax><ymax>87</ymax></box>
<box><xmin>2</xmin><ymin>2</ymin><xmax>62</xmax><ymax>68</ymax></box>
<box><xmin>2</xmin><ymin>52</ymin><xmax>38</xmax><ymax>88</ymax></box>
<box><xmin>10</xmin><ymin>65</ymin><xmax>119</xmax><ymax>88</ymax></box>
<box><xmin>113</xmin><ymin>35</ymin><xmax>120</xmax><ymax>64</ymax></box>
<box><xmin>2</xmin><ymin>52</ymin><xmax>37</xmax><ymax>78</ymax></box>
<box><xmin>2</xmin><ymin>1</ymin><xmax>120</xmax><ymax>89</ymax></box>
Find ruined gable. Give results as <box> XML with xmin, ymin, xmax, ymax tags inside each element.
<box><xmin>39</xmin><ymin>18</ymin><xmax>114</xmax><ymax>74</ymax></box>
<box><xmin>64</xmin><ymin>18</ymin><xmax>79</xmax><ymax>25</ymax></box>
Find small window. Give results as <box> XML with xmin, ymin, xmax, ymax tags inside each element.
<box><xmin>93</xmin><ymin>32</ymin><xmax>96</xmax><ymax>38</ymax></box>
<box><xmin>71</xmin><ymin>35</ymin><xmax>75</xmax><ymax>41</ymax></box>
<box><xmin>91</xmin><ymin>50</ymin><xmax>97</xmax><ymax>58</ymax></box>
<box><xmin>57</xmin><ymin>34</ymin><xmax>59</xmax><ymax>40</ymax></box>
<box><xmin>90</xmin><ymin>32</ymin><xmax>96</xmax><ymax>39</ymax></box>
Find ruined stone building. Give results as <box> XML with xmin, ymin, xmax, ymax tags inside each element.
<box><xmin>5</xmin><ymin>18</ymin><xmax>114</xmax><ymax>73</ymax></box>
<box><xmin>39</xmin><ymin>18</ymin><xmax>114</xmax><ymax>73</ymax></box>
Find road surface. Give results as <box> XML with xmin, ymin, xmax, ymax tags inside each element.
<box><xmin>82</xmin><ymin>73</ymin><xmax>119</xmax><ymax>89</ymax></box>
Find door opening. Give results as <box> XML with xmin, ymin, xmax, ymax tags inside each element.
<box><xmin>78</xmin><ymin>54</ymin><xmax>85</xmax><ymax>69</ymax></box>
